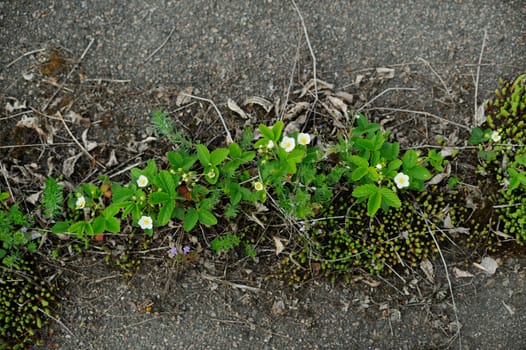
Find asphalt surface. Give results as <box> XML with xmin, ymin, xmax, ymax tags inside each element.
<box><xmin>1</xmin><ymin>1</ymin><xmax>526</xmax><ymax>349</ymax></box>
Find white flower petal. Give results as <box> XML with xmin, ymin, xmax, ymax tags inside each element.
<box><xmin>280</xmin><ymin>136</ymin><xmax>295</xmax><ymax>152</ymax></box>
<box><xmin>394</xmin><ymin>172</ymin><xmax>410</xmax><ymax>189</ymax></box>
<box><xmin>137</xmin><ymin>175</ymin><xmax>149</xmax><ymax>188</ymax></box>
<box><xmin>297</xmin><ymin>133</ymin><xmax>311</xmax><ymax>145</ymax></box>
<box><xmin>75</xmin><ymin>196</ymin><xmax>86</xmax><ymax>209</ymax></box>
<box><xmin>138</xmin><ymin>215</ymin><xmax>153</xmax><ymax>230</ymax></box>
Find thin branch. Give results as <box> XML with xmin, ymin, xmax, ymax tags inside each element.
<box><xmin>38</xmin><ymin>307</ymin><xmax>75</xmax><ymax>338</ymax></box>
<box><xmin>201</xmin><ymin>273</ymin><xmax>262</xmax><ymax>293</ymax></box>
<box><xmin>56</xmin><ymin>111</ymin><xmax>106</xmax><ymax>169</ymax></box>
<box><xmin>0</xmin><ymin>162</ymin><xmax>14</xmax><ymax>200</ymax></box>
<box><xmin>144</xmin><ymin>26</ymin><xmax>176</xmax><ymax>62</ymax></box>
<box><xmin>367</xmin><ymin>107</ymin><xmax>471</xmax><ymax>131</ymax></box>
<box><xmin>280</xmin><ymin>26</ymin><xmax>303</xmax><ymax>121</ymax></box>
<box><xmin>291</xmin><ymin>0</ymin><xmax>318</xmax><ymax>103</ymax></box>
<box><xmin>0</xmin><ymin>142</ymin><xmax>74</xmax><ymax>149</ymax></box>
<box><xmin>4</xmin><ymin>48</ymin><xmax>46</xmax><ymax>69</ymax></box>
<box><xmin>81</xmin><ymin>78</ymin><xmax>131</xmax><ymax>83</ymax></box>
<box><xmin>180</xmin><ymin>93</ymin><xmax>233</xmax><ymax>143</ymax></box>
<box><xmin>419</xmin><ymin>208</ymin><xmax>462</xmax><ymax>349</ymax></box>
<box><xmin>474</xmin><ymin>30</ymin><xmax>488</xmax><ymax>125</ymax></box>
<box><xmin>356</xmin><ymin>87</ymin><xmax>417</xmax><ymax>113</ymax></box>
<box><xmin>417</xmin><ymin>57</ymin><xmax>454</xmax><ymax>100</ymax></box>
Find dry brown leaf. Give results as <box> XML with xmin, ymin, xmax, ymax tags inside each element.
<box><xmin>327</xmin><ymin>95</ymin><xmax>348</xmax><ymax>117</ymax></box>
<box><xmin>362</xmin><ymin>278</ymin><xmax>381</xmax><ymax>288</ymax></box>
<box><xmin>295</xmin><ymin>78</ymin><xmax>334</xmax><ymax>98</ymax></box>
<box><xmin>5</xmin><ymin>100</ymin><xmax>26</xmax><ymax>113</ymax></box>
<box><xmin>16</xmin><ymin>115</ymin><xmax>48</xmax><ymax>142</ymax></box>
<box><xmin>247</xmin><ymin>213</ymin><xmax>265</xmax><ymax>229</ymax></box>
<box><xmin>227</xmin><ymin>98</ymin><xmax>248</xmax><ymax>119</ymax></box>
<box><xmin>175</xmin><ymin>87</ymin><xmax>193</xmax><ymax>106</ymax></box>
<box><xmin>65</xmin><ymin>111</ymin><xmax>90</xmax><ymax>126</ymax></box>
<box><xmin>420</xmin><ymin>259</ymin><xmax>435</xmax><ymax>284</ymax></box>
<box><xmin>376</xmin><ymin>67</ymin><xmax>395</xmax><ymax>79</ymax></box>
<box><xmin>334</xmin><ymin>91</ymin><xmax>354</xmax><ymax>104</ymax></box>
<box><xmin>106</xmin><ymin>150</ymin><xmax>118</xmax><ymax>167</ymax></box>
<box><xmin>473</xmin><ymin>256</ymin><xmax>498</xmax><ymax>275</ymax></box>
<box><xmin>443</xmin><ymin>212</ymin><xmax>453</xmax><ymax>229</ymax></box>
<box><xmin>440</xmin><ymin>147</ymin><xmax>456</xmax><ymax>158</ymax></box>
<box><xmin>254</xmin><ymin>202</ymin><xmax>269</xmax><ymax>213</ymax></box>
<box><xmin>243</xmin><ymin>96</ymin><xmax>273</xmax><ymax>113</ymax></box>
<box><xmin>427</xmin><ymin>163</ymin><xmax>451</xmax><ymax>185</ymax></box>
<box><xmin>474</xmin><ymin>102</ymin><xmax>487</xmax><ymax>127</ymax></box>
<box><xmin>453</xmin><ymin>267</ymin><xmax>474</xmax><ymax>278</ymax></box>
<box><xmin>320</xmin><ymin>101</ymin><xmax>346</xmax><ymax>129</ymax></box>
<box><xmin>271</xmin><ymin>298</ymin><xmax>286</xmax><ymax>315</ymax></box>
<box><xmin>283</xmin><ymin>102</ymin><xmax>310</xmax><ymax>120</ymax></box>
<box><xmin>26</xmin><ymin>191</ymin><xmax>41</xmax><ymax>205</ymax></box>
<box><xmin>22</xmin><ymin>72</ymin><xmax>34</xmax><ymax>81</ymax></box>
<box><xmin>62</xmin><ymin>153</ymin><xmax>82</xmax><ymax>178</ymax></box>
<box><xmin>355</xmin><ymin>74</ymin><xmax>365</xmax><ymax>85</ymax></box>
<box><xmin>273</xmin><ymin>236</ymin><xmax>286</xmax><ymax>255</ymax></box>
<box><xmin>81</xmin><ymin>129</ymin><xmax>97</xmax><ymax>151</ymax></box>
<box><xmin>284</xmin><ymin>113</ymin><xmax>307</xmax><ymax>135</ymax></box>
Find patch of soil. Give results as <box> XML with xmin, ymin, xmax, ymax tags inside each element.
<box><xmin>1</xmin><ymin>1</ymin><xmax>526</xmax><ymax>349</ymax></box>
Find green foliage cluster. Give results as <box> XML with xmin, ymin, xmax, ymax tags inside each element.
<box><xmin>2</xmin><ymin>74</ymin><xmax>525</xmax><ymax>348</ymax></box>
<box><xmin>469</xmin><ymin>73</ymin><xmax>526</xmax><ymax>244</ymax></box>
<box><xmin>210</xmin><ymin>233</ymin><xmax>241</xmax><ymax>254</ymax></box>
<box><xmin>47</xmin><ymin>111</ymin><xmax>444</xmax><ymax>271</ymax></box>
<box><xmin>0</xmin><ymin>193</ymin><xmax>34</xmax><ymax>268</ymax></box>
<box><xmin>50</xmin><ymin>127</ymin><xmax>260</xmax><ymax>243</ymax></box>
<box><xmin>0</xmin><ymin>260</ymin><xmax>57</xmax><ymax>349</ymax></box>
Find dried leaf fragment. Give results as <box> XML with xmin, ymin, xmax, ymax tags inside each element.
<box><xmin>473</xmin><ymin>256</ymin><xmax>498</xmax><ymax>275</ymax></box>
<box><xmin>295</xmin><ymin>78</ymin><xmax>334</xmax><ymax>98</ymax></box>
<box><xmin>243</xmin><ymin>96</ymin><xmax>273</xmax><ymax>113</ymax></box>
<box><xmin>420</xmin><ymin>259</ymin><xmax>435</xmax><ymax>284</ymax></box>
<box><xmin>272</xmin><ymin>236</ymin><xmax>286</xmax><ymax>255</ymax></box>
<box><xmin>5</xmin><ymin>100</ymin><xmax>27</xmax><ymax>112</ymax></box>
<box><xmin>175</xmin><ymin>87</ymin><xmax>193</xmax><ymax>106</ymax></box>
<box><xmin>376</xmin><ymin>67</ymin><xmax>395</xmax><ymax>79</ymax></box>
<box><xmin>227</xmin><ymin>98</ymin><xmax>248</xmax><ymax>119</ymax></box>
<box><xmin>16</xmin><ymin>115</ymin><xmax>48</xmax><ymax>142</ymax></box>
<box><xmin>453</xmin><ymin>267</ymin><xmax>474</xmax><ymax>278</ymax></box>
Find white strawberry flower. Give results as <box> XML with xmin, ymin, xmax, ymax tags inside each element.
<box><xmin>297</xmin><ymin>133</ymin><xmax>311</xmax><ymax>146</ymax></box>
<box><xmin>490</xmin><ymin>130</ymin><xmax>501</xmax><ymax>143</ymax></box>
<box><xmin>138</xmin><ymin>216</ymin><xmax>153</xmax><ymax>230</ymax></box>
<box><xmin>75</xmin><ymin>196</ymin><xmax>86</xmax><ymax>210</ymax></box>
<box><xmin>254</xmin><ymin>181</ymin><xmax>264</xmax><ymax>191</ymax></box>
<box><xmin>394</xmin><ymin>172</ymin><xmax>410</xmax><ymax>189</ymax></box>
<box><xmin>280</xmin><ymin>136</ymin><xmax>295</xmax><ymax>152</ymax></box>
<box><xmin>137</xmin><ymin>175</ymin><xmax>149</xmax><ymax>188</ymax></box>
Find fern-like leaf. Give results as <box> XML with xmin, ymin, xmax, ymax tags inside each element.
<box><xmin>42</xmin><ymin>177</ymin><xmax>63</xmax><ymax>219</ymax></box>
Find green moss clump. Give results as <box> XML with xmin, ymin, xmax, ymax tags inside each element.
<box><xmin>280</xmin><ymin>186</ymin><xmax>465</xmax><ymax>283</ymax></box>
<box><xmin>0</xmin><ymin>259</ymin><xmax>59</xmax><ymax>349</ymax></box>
<box><xmin>473</xmin><ymin>73</ymin><xmax>526</xmax><ymax>245</ymax></box>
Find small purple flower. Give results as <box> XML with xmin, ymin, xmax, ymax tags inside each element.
<box><xmin>20</xmin><ymin>227</ymin><xmax>28</xmax><ymax>233</ymax></box>
<box><xmin>182</xmin><ymin>246</ymin><xmax>191</xmax><ymax>254</ymax></box>
<box><xmin>169</xmin><ymin>247</ymin><xmax>178</xmax><ymax>256</ymax></box>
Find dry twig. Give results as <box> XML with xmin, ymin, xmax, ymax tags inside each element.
<box><xmin>180</xmin><ymin>93</ymin><xmax>233</xmax><ymax>143</ymax></box>
<box><xmin>4</xmin><ymin>48</ymin><xmax>46</xmax><ymax>69</ymax></box>
<box><xmin>367</xmin><ymin>107</ymin><xmax>471</xmax><ymax>131</ymax></box>
<box><xmin>144</xmin><ymin>26</ymin><xmax>176</xmax><ymax>62</ymax></box>
<box><xmin>291</xmin><ymin>0</ymin><xmax>318</xmax><ymax>103</ymax></box>
<box><xmin>474</xmin><ymin>30</ymin><xmax>488</xmax><ymax>125</ymax></box>
<box><xmin>419</xmin><ymin>208</ymin><xmax>462</xmax><ymax>349</ymax></box>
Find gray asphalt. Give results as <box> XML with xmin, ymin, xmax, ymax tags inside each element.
<box><xmin>1</xmin><ymin>1</ymin><xmax>526</xmax><ymax>349</ymax></box>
